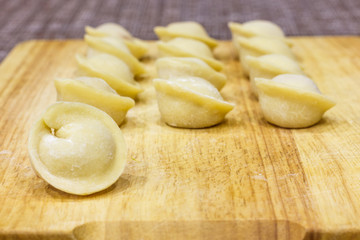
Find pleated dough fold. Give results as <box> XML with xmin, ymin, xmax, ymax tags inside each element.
<box><xmin>228</xmin><ymin>20</ymin><xmax>286</xmax><ymax>39</ymax></box>
<box><xmin>246</xmin><ymin>54</ymin><xmax>304</xmax><ymax>97</ymax></box>
<box><xmin>85</xmin><ymin>23</ymin><xmax>147</xmax><ymax>58</ymax></box>
<box><xmin>84</xmin><ymin>35</ymin><xmax>146</xmax><ymax>76</ymax></box>
<box><xmin>236</xmin><ymin>36</ymin><xmax>295</xmax><ymax>75</ymax></box>
<box><xmin>76</xmin><ymin>53</ymin><xmax>142</xmax><ymax>98</ymax></box>
<box><xmin>55</xmin><ymin>77</ymin><xmax>135</xmax><ymax>125</ymax></box>
<box><xmin>155</xmin><ymin>57</ymin><xmax>226</xmax><ymax>90</ymax></box>
<box><xmin>157</xmin><ymin>37</ymin><xmax>224</xmax><ymax>71</ymax></box>
<box><xmin>154</xmin><ymin>21</ymin><xmax>218</xmax><ymax>49</ymax></box>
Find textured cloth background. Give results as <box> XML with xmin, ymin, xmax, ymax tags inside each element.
<box><xmin>0</xmin><ymin>0</ymin><xmax>359</xmax><ymax>61</ymax></box>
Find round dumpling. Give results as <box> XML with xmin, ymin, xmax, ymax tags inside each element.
<box><xmin>55</xmin><ymin>77</ymin><xmax>135</xmax><ymax>125</ymax></box>
<box><xmin>84</xmin><ymin>35</ymin><xmax>146</xmax><ymax>75</ymax></box>
<box><xmin>246</xmin><ymin>54</ymin><xmax>304</xmax><ymax>97</ymax></box>
<box><xmin>153</xmin><ymin>77</ymin><xmax>234</xmax><ymax>128</ymax></box>
<box><xmin>154</xmin><ymin>21</ymin><xmax>218</xmax><ymax>49</ymax></box>
<box><xmin>255</xmin><ymin>74</ymin><xmax>336</xmax><ymax>128</ymax></box>
<box><xmin>85</xmin><ymin>23</ymin><xmax>147</xmax><ymax>59</ymax></box>
<box><xmin>157</xmin><ymin>37</ymin><xmax>224</xmax><ymax>71</ymax></box>
<box><xmin>236</xmin><ymin>36</ymin><xmax>295</xmax><ymax>75</ymax></box>
<box><xmin>155</xmin><ymin>57</ymin><xmax>227</xmax><ymax>90</ymax></box>
<box><xmin>28</xmin><ymin>102</ymin><xmax>127</xmax><ymax>195</ymax></box>
<box><xmin>76</xmin><ymin>53</ymin><xmax>142</xmax><ymax>98</ymax></box>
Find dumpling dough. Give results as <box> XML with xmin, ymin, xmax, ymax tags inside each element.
<box><xmin>28</xmin><ymin>102</ymin><xmax>127</xmax><ymax>195</ymax></box>
<box><xmin>246</xmin><ymin>54</ymin><xmax>304</xmax><ymax>97</ymax></box>
<box><xmin>154</xmin><ymin>21</ymin><xmax>218</xmax><ymax>49</ymax></box>
<box><xmin>76</xmin><ymin>53</ymin><xmax>142</xmax><ymax>98</ymax></box>
<box><xmin>84</xmin><ymin>35</ymin><xmax>146</xmax><ymax>76</ymax></box>
<box><xmin>236</xmin><ymin>36</ymin><xmax>295</xmax><ymax>75</ymax></box>
<box><xmin>155</xmin><ymin>57</ymin><xmax>226</xmax><ymax>90</ymax></box>
<box><xmin>228</xmin><ymin>20</ymin><xmax>286</xmax><ymax>39</ymax></box>
<box><xmin>157</xmin><ymin>37</ymin><xmax>224</xmax><ymax>71</ymax></box>
<box><xmin>85</xmin><ymin>23</ymin><xmax>147</xmax><ymax>59</ymax></box>
<box><xmin>255</xmin><ymin>74</ymin><xmax>336</xmax><ymax>128</ymax></box>
<box><xmin>55</xmin><ymin>77</ymin><xmax>135</xmax><ymax>125</ymax></box>
<box><xmin>153</xmin><ymin>77</ymin><xmax>234</xmax><ymax>128</ymax></box>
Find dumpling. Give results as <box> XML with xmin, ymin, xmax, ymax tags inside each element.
<box><xmin>85</xmin><ymin>23</ymin><xmax>147</xmax><ymax>59</ymax></box>
<box><xmin>84</xmin><ymin>35</ymin><xmax>146</xmax><ymax>76</ymax></box>
<box><xmin>157</xmin><ymin>37</ymin><xmax>224</xmax><ymax>71</ymax></box>
<box><xmin>153</xmin><ymin>77</ymin><xmax>234</xmax><ymax>128</ymax></box>
<box><xmin>228</xmin><ymin>20</ymin><xmax>286</xmax><ymax>39</ymax></box>
<box><xmin>246</xmin><ymin>54</ymin><xmax>304</xmax><ymax>97</ymax></box>
<box><xmin>155</xmin><ymin>57</ymin><xmax>226</xmax><ymax>90</ymax></box>
<box><xmin>55</xmin><ymin>77</ymin><xmax>135</xmax><ymax>125</ymax></box>
<box><xmin>76</xmin><ymin>53</ymin><xmax>142</xmax><ymax>98</ymax></box>
<box><xmin>28</xmin><ymin>101</ymin><xmax>127</xmax><ymax>195</ymax></box>
<box><xmin>236</xmin><ymin>36</ymin><xmax>295</xmax><ymax>75</ymax></box>
<box><xmin>154</xmin><ymin>21</ymin><xmax>218</xmax><ymax>49</ymax></box>
<box><xmin>228</xmin><ymin>20</ymin><xmax>290</xmax><ymax>56</ymax></box>
<box><xmin>255</xmin><ymin>74</ymin><xmax>336</xmax><ymax>128</ymax></box>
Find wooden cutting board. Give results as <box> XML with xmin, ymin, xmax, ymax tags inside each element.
<box><xmin>0</xmin><ymin>37</ymin><xmax>360</xmax><ymax>240</ymax></box>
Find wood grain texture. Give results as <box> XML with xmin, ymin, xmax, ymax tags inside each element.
<box><xmin>0</xmin><ymin>37</ymin><xmax>360</xmax><ymax>239</ymax></box>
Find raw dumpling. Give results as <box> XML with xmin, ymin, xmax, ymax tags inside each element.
<box><xmin>85</xmin><ymin>23</ymin><xmax>147</xmax><ymax>59</ymax></box>
<box><xmin>236</xmin><ymin>36</ymin><xmax>295</xmax><ymax>75</ymax></box>
<box><xmin>157</xmin><ymin>37</ymin><xmax>224</xmax><ymax>71</ymax></box>
<box><xmin>228</xmin><ymin>20</ymin><xmax>286</xmax><ymax>39</ymax></box>
<box><xmin>153</xmin><ymin>77</ymin><xmax>234</xmax><ymax>128</ymax></box>
<box><xmin>28</xmin><ymin>102</ymin><xmax>127</xmax><ymax>195</ymax></box>
<box><xmin>154</xmin><ymin>21</ymin><xmax>218</xmax><ymax>49</ymax></box>
<box><xmin>246</xmin><ymin>54</ymin><xmax>304</xmax><ymax>97</ymax></box>
<box><xmin>255</xmin><ymin>74</ymin><xmax>336</xmax><ymax>128</ymax></box>
<box><xmin>76</xmin><ymin>53</ymin><xmax>142</xmax><ymax>98</ymax></box>
<box><xmin>84</xmin><ymin>35</ymin><xmax>146</xmax><ymax>76</ymax></box>
<box><xmin>55</xmin><ymin>77</ymin><xmax>135</xmax><ymax>125</ymax></box>
<box><xmin>155</xmin><ymin>57</ymin><xmax>226</xmax><ymax>90</ymax></box>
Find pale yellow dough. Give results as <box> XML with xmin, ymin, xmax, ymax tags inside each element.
<box><xmin>84</xmin><ymin>35</ymin><xmax>146</xmax><ymax>75</ymax></box>
<box><xmin>236</xmin><ymin>36</ymin><xmax>295</xmax><ymax>75</ymax></box>
<box><xmin>76</xmin><ymin>53</ymin><xmax>142</xmax><ymax>98</ymax></box>
<box><xmin>157</xmin><ymin>37</ymin><xmax>224</xmax><ymax>71</ymax></box>
<box><xmin>255</xmin><ymin>74</ymin><xmax>336</xmax><ymax>128</ymax></box>
<box><xmin>154</xmin><ymin>21</ymin><xmax>218</xmax><ymax>49</ymax></box>
<box><xmin>155</xmin><ymin>57</ymin><xmax>226</xmax><ymax>90</ymax></box>
<box><xmin>153</xmin><ymin>77</ymin><xmax>234</xmax><ymax>128</ymax></box>
<box><xmin>85</xmin><ymin>23</ymin><xmax>148</xmax><ymax>59</ymax></box>
<box><xmin>28</xmin><ymin>102</ymin><xmax>127</xmax><ymax>195</ymax></box>
<box><xmin>228</xmin><ymin>20</ymin><xmax>291</xmax><ymax>54</ymax></box>
<box><xmin>55</xmin><ymin>77</ymin><xmax>135</xmax><ymax>125</ymax></box>
<box><xmin>228</xmin><ymin>20</ymin><xmax>286</xmax><ymax>39</ymax></box>
<box><xmin>246</xmin><ymin>54</ymin><xmax>304</xmax><ymax>97</ymax></box>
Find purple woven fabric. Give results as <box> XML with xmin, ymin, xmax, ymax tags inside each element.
<box><xmin>0</xmin><ymin>0</ymin><xmax>359</xmax><ymax>61</ymax></box>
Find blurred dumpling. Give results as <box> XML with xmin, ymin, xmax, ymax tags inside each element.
<box><xmin>76</xmin><ymin>53</ymin><xmax>142</xmax><ymax>98</ymax></box>
<box><xmin>236</xmin><ymin>36</ymin><xmax>295</xmax><ymax>75</ymax></box>
<box><xmin>154</xmin><ymin>21</ymin><xmax>218</xmax><ymax>49</ymax></box>
<box><xmin>153</xmin><ymin>77</ymin><xmax>234</xmax><ymax>128</ymax></box>
<box><xmin>55</xmin><ymin>77</ymin><xmax>135</xmax><ymax>125</ymax></box>
<box><xmin>84</xmin><ymin>35</ymin><xmax>146</xmax><ymax>76</ymax></box>
<box><xmin>246</xmin><ymin>54</ymin><xmax>304</xmax><ymax>97</ymax></box>
<box><xmin>28</xmin><ymin>102</ymin><xmax>127</xmax><ymax>195</ymax></box>
<box><xmin>155</xmin><ymin>57</ymin><xmax>226</xmax><ymax>90</ymax></box>
<box><xmin>228</xmin><ymin>20</ymin><xmax>286</xmax><ymax>40</ymax></box>
<box><xmin>157</xmin><ymin>37</ymin><xmax>224</xmax><ymax>71</ymax></box>
<box><xmin>255</xmin><ymin>74</ymin><xmax>336</xmax><ymax>128</ymax></box>
<box><xmin>85</xmin><ymin>23</ymin><xmax>147</xmax><ymax>58</ymax></box>
<box><xmin>86</xmin><ymin>23</ymin><xmax>133</xmax><ymax>39</ymax></box>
